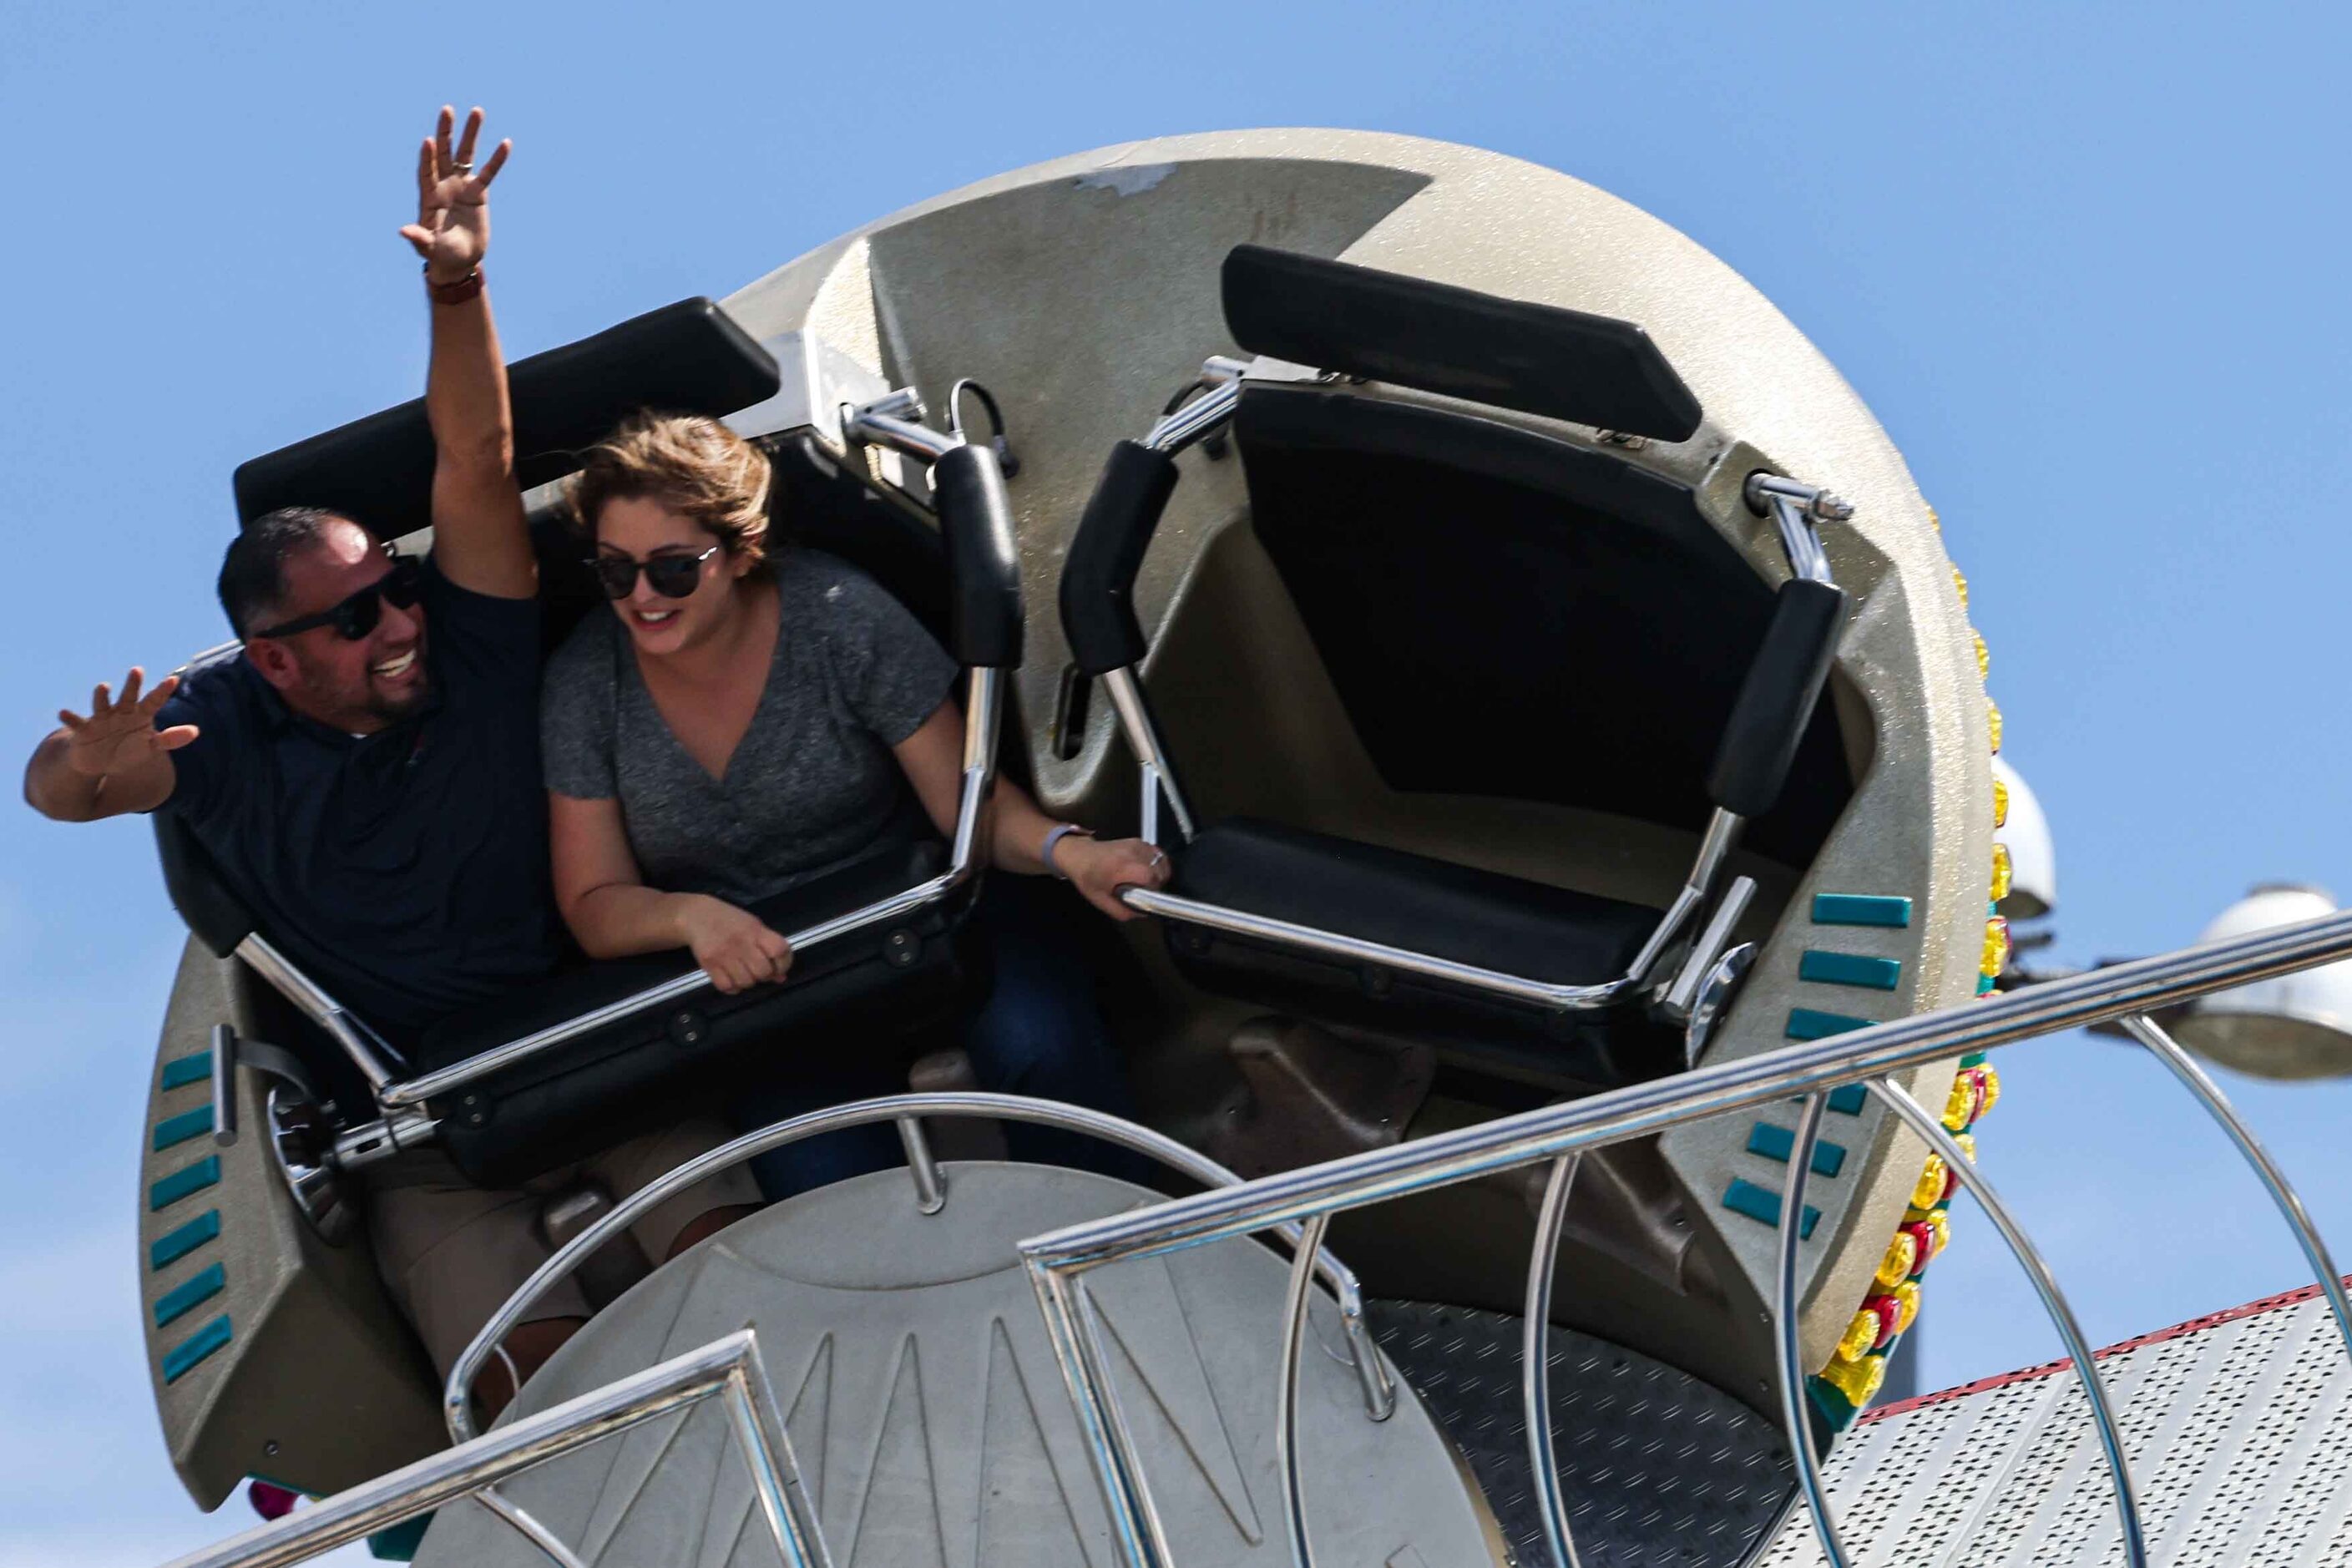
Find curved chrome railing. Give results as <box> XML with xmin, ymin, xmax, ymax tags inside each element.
<box><xmin>154</xmin><ymin>1331</ymin><xmax>825</xmax><ymax>1568</ymax></box>
<box><xmin>446</xmin><ymin>1091</ymin><xmax>1395</xmax><ymax>1444</ymax></box>
<box><xmin>1019</xmin><ymin>906</ymin><xmax>2352</xmax><ymax>1568</ymax></box>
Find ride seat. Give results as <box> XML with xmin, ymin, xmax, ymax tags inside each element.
<box><xmin>1055</xmin><ymin>245</ymin><xmax>1851</xmax><ymax>1088</ymax></box>
<box><xmin>163</xmin><ymin>297</ymin><xmax>1029</xmax><ymax>1188</ymax></box>
<box><xmin>1167</xmin><ymin>818</ymin><xmax>1669</xmax><ymax>1080</ymax></box>
<box><xmin>1174</xmin><ymin>818</ymin><xmax>1657</xmax><ymax>984</ymax></box>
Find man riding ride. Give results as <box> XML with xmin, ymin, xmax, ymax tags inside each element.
<box><xmin>22</xmin><ymin>108</ymin><xmax>759</xmax><ymax>1419</ymax></box>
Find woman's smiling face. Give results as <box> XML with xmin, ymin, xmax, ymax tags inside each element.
<box><xmin>593</xmin><ymin>494</ymin><xmax>756</xmax><ymax>655</ymax></box>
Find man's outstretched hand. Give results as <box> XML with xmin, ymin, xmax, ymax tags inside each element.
<box><xmin>58</xmin><ymin>668</ymin><xmax>199</xmax><ymax>780</ymax></box>
<box><xmin>399</xmin><ymin>106</ymin><xmax>510</xmax><ymax>285</ymax></box>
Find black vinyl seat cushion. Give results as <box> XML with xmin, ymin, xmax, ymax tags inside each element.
<box><xmin>417</xmin><ymin>838</ymin><xmax>974</xmax><ymax>1186</ymax></box>
<box><xmin>1163</xmin><ymin>818</ymin><xmax>1679</xmax><ymax>1087</ymax></box>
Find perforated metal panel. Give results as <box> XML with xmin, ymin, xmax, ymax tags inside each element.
<box><xmin>1756</xmin><ymin>1282</ymin><xmax>2352</xmax><ymax>1565</ymax></box>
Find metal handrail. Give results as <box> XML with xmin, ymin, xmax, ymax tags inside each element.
<box><xmin>154</xmin><ymin>1331</ymin><xmax>828</xmax><ymax>1568</ymax></box>
<box><xmin>1019</xmin><ymin>904</ymin><xmax>2352</xmax><ymax>1568</ymax></box>
<box><xmin>1022</xmin><ymin>906</ymin><xmax>2352</xmax><ymax>1272</ymax></box>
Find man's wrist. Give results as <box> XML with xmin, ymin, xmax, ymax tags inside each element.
<box><xmin>425</xmin><ymin>263</ymin><xmax>484</xmax><ymax>304</ymax></box>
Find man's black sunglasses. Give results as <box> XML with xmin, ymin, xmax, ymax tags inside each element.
<box><xmin>249</xmin><ymin>556</ymin><xmax>425</xmax><ymax>641</ymax></box>
<box><xmin>587</xmin><ymin>544</ymin><xmax>721</xmax><ymax>601</ymax></box>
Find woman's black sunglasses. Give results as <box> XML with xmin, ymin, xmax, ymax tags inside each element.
<box><xmin>587</xmin><ymin>544</ymin><xmax>721</xmax><ymax>601</ymax></box>
<box><xmin>249</xmin><ymin>556</ymin><xmax>425</xmax><ymax>642</ymax></box>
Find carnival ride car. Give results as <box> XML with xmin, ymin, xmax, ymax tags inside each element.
<box><xmin>129</xmin><ymin>132</ymin><xmax>2352</xmax><ymax>1568</ymax></box>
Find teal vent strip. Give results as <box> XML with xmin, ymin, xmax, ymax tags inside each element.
<box><xmin>1798</xmin><ymin>950</ymin><xmax>1904</xmax><ymax>991</ymax></box>
<box><xmin>1786</xmin><ymin>1008</ymin><xmax>1874</xmax><ymax>1042</ymax></box>
<box><xmin>149</xmin><ymin>1156</ymin><xmax>221</xmax><ymax>1212</ymax></box>
<box><xmin>1811</xmin><ymin>893</ymin><xmax>1912</xmax><ymax>928</ymax></box>
<box><xmin>153</xmin><ymin>1262</ymin><xmax>225</xmax><ymax>1328</ymax></box>
<box><xmin>1828</xmin><ymin>1085</ymin><xmax>1869</xmax><ymax>1115</ymax></box>
<box><xmin>150</xmin><ymin>1210</ymin><xmax>220</xmax><ymax>1271</ymax></box>
<box><xmin>160</xmin><ymin>1050</ymin><xmax>213</xmax><ymax>1091</ymax></box>
<box><xmin>367</xmin><ymin>1516</ymin><xmax>433</xmax><ymax>1560</ymax></box>
<box><xmin>153</xmin><ymin>1105</ymin><xmax>215</xmax><ymax>1151</ymax></box>
<box><xmin>1722</xmin><ymin>1178</ymin><xmax>1820</xmax><ymax>1238</ymax></box>
<box><xmin>1747</xmin><ymin>1122</ymin><xmax>1849</xmax><ymax>1177</ymax></box>
<box><xmin>161</xmin><ymin>1314</ymin><xmax>232</xmax><ymax>1383</ymax></box>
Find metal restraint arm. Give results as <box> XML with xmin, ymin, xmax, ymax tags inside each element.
<box><xmin>336</xmin><ymin>387</ymin><xmax>1017</xmax><ymax>1116</ymax></box>
<box><xmin>1060</xmin><ymin>357</ymin><xmax>1248</xmax><ymax>847</ymax></box>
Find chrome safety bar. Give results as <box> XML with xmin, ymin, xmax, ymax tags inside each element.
<box><xmin>234</xmin><ymin>933</ymin><xmax>405</xmax><ymax>1093</ymax></box>
<box><xmin>155</xmin><ymin>1330</ymin><xmax>829</xmax><ymax>1568</ymax></box>
<box><xmin>1019</xmin><ymin>903</ymin><xmax>2352</xmax><ymax>1568</ymax></box>
<box><xmin>1102</xmin><ymin>667</ymin><xmax>1196</xmax><ymax>846</ymax></box>
<box><xmin>842</xmin><ymin>387</ymin><xmax>963</xmax><ymax>463</ymax></box>
<box><xmin>1744</xmin><ymin>470</ymin><xmax>1846</xmax><ymax>586</ymax></box>
<box><xmin>375</xmin><ymin>665</ymin><xmax>1003</xmax><ymax>1111</ymax></box>
<box><xmin>1145</xmin><ymin>374</ymin><xmax>1242</xmax><ymax>454</ymax></box>
<box><xmin>446</xmin><ymin>1091</ymin><xmax>1394</xmax><ymax>1445</ymax></box>
<box><xmin>1115</xmin><ymin>804</ymin><xmax>1745</xmax><ymax>1017</ymax></box>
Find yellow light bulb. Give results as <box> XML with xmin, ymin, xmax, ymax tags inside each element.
<box><xmin>1928</xmin><ymin>1211</ymin><xmax>1952</xmax><ymax>1258</ymax></box>
<box><xmin>1839</xmin><ymin>1309</ymin><xmax>1880</xmax><ymax>1362</ymax></box>
<box><xmin>1983</xmin><ymin>916</ymin><xmax>2011</xmax><ymax>979</ymax></box>
<box><xmin>1876</xmin><ymin>1232</ymin><xmax>1920</xmax><ymax>1290</ymax></box>
<box><xmin>1952</xmin><ymin>565</ymin><xmax>1969</xmax><ymax>608</ymax></box>
<box><xmin>1993</xmin><ymin>776</ymin><xmax>2010</xmax><ymax>828</ymax></box>
<box><xmin>1955</xmin><ymin>1130</ymin><xmax>1977</xmax><ymax>1164</ymax></box>
<box><xmin>1927</xmin><ymin>504</ymin><xmax>1942</xmax><ymax>533</ymax></box>
<box><xmin>1987</xmin><ymin>698</ymin><xmax>2004</xmax><ymax>754</ymax></box>
<box><xmin>1893</xmin><ymin>1280</ymin><xmax>1922</xmax><ymax>1335</ymax></box>
<box><xmin>1973</xmin><ymin>630</ymin><xmax>1990</xmax><ymax>681</ymax></box>
<box><xmin>1911</xmin><ymin>1155</ymin><xmax>1949</xmax><ymax>1210</ymax></box>
<box><xmin>1991</xmin><ymin>843</ymin><xmax>2013</xmax><ymax>903</ymax></box>
<box><xmin>1821</xmin><ymin>1351</ymin><xmax>1888</xmax><ymax>1408</ymax></box>
<box><xmin>1943</xmin><ymin>1075</ymin><xmax>1976</xmax><ymax>1132</ymax></box>
<box><xmin>1980</xmin><ymin>1065</ymin><xmax>2002</xmax><ymax>1115</ymax></box>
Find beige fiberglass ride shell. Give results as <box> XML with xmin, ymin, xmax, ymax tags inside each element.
<box><xmin>139</xmin><ymin>943</ymin><xmax>444</xmax><ymax>1510</ymax></box>
<box><xmin>721</xmin><ymin>130</ymin><xmax>1995</xmax><ymax>1398</ymax></box>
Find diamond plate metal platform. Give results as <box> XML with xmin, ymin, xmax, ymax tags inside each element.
<box><xmin>1368</xmin><ymin>1301</ymin><xmax>1795</xmax><ymax>1568</ymax></box>
<box><xmin>1756</xmin><ymin>1279</ymin><xmax>2352</xmax><ymax>1565</ymax></box>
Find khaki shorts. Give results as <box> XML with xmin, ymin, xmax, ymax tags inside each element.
<box><xmin>366</xmin><ymin>1118</ymin><xmax>762</xmax><ymax>1376</ymax></box>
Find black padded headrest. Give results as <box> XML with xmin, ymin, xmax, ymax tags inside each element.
<box><xmin>1222</xmin><ymin>245</ymin><xmax>1702</xmax><ymax>443</ymax></box>
<box><xmin>232</xmin><ymin>298</ymin><xmax>780</xmax><ymax>537</ymax></box>
<box><xmin>929</xmin><ymin>443</ymin><xmax>1024</xmax><ymax>670</ymax></box>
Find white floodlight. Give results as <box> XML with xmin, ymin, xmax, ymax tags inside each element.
<box><xmin>2172</xmin><ymin>884</ymin><xmax>2352</xmax><ymax>1080</ymax></box>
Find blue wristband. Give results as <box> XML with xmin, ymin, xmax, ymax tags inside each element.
<box><xmin>1041</xmin><ymin>822</ymin><xmax>1092</xmax><ymax>879</ymax></box>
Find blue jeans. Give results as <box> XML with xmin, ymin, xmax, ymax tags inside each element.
<box><xmin>736</xmin><ymin>875</ymin><xmax>1143</xmax><ymax>1201</ymax></box>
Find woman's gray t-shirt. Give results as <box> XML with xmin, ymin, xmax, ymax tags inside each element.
<box><xmin>540</xmin><ymin>551</ymin><xmax>958</xmax><ymax>907</ymax></box>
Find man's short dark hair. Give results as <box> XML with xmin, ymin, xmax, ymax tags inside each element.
<box><xmin>218</xmin><ymin>508</ymin><xmax>370</xmax><ymax>637</ymax></box>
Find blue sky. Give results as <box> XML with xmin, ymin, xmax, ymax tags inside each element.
<box><xmin>6</xmin><ymin>1</ymin><xmax>2350</xmax><ymax>1560</ymax></box>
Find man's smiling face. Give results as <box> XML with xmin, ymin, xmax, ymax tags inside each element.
<box><xmin>244</xmin><ymin>517</ymin><xmax>431</xmax><ymax>733</ymax></box>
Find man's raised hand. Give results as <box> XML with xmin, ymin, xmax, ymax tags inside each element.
<box><xmin>58</xmin><ymin>668</ymin><xmax>198</xmax><ymax>781</ymax></box>
<box><xmin>398</xmin><ymin>106</ymin><xmax>511</xmax><ymax>285</ymax></box>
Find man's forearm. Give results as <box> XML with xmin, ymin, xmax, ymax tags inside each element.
<box><xmin>23</xmin><ymin>731</ymin><xmax>166</xmax><ymax>822</ymax></box>
<box><xmin>425</xmin><ymin>286</ymin><xmax>514</xmax><ymax>480</ymax></box>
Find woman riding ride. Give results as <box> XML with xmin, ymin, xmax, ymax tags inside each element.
<box><xmin>540</xmin><ymin>412</ymin><xmax>1169</xmax><ymax>1197</ymax></box>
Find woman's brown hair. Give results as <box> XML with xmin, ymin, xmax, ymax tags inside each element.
<box><xmin>566</xmin><ymin>412</ymin><xmax>776</xmax><ymax>562</ymax></box>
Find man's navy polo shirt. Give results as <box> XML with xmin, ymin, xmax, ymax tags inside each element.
<box><xmin>155</xmin><ymin>558</ymin><xmax>563</xmax><ymax>1045</ymax></box>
